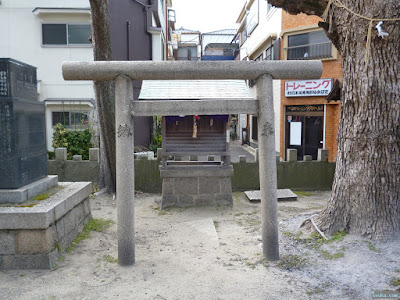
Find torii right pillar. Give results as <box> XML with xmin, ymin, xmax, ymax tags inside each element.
<box><xmin>256</xmin><ymin>74</ymin><xmax>279</xmax><ymax>261</ymax></box>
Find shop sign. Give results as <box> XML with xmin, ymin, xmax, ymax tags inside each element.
<box><xmin>285</xmin><ymin>78</ymin><xmax>333</xmax><ymax>97</ymax></box>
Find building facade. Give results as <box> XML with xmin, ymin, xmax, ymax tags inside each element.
<box><xmin>0</xmin><ymin>0</ymin><xmax>95</xmax><ymax>151</ymax></box>
<box><xmin>235</xmin><ymin>0</ymin><xmax>342</xmax><ymax>161</ymax></box>
<box><xmin>235</xmin><ymin>0</ymin><xmax>282</xmax><ymax>153</ymax></box>
<box><xmin>280</xmin><ymin>11</ymin><xmax>342</xmax><ymax>162</ymax></box>
<box><xmin>109</xmin><ymin>0</ymin><xmax>175</xmax><ymax>146</ymax></box>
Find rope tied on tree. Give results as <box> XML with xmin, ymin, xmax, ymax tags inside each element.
<box><xmin>322</xmin><ymin>0</ymin><xmax>400</xmax><ymax>62</ymax></box>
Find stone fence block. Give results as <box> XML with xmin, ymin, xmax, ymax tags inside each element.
<box><xmin>318</xmin><ymin>149</ymin><xmax>329</xmax><ymax>162</ymax></box>
<box><xmin>157</xmin><ymin>148</ymin><xmax>162</xmax><ymax>160</ymax></box>
<box><xmin>89</xmin><ymin>148</ymin><xmax>100</xmax><ymax>162</ymax></box>
<box><xmin>239</xmin><ymin>155</ymin><xmax>247</xmax><ymax>163</ymax></box>
<box><xmin>73</xmin><ymin>155</ymin><xmax>82</xmax><ymax>161</ymax></box>
<box><xmin>55</xmin><ymin>148</ymin><xmax>67</xmax><ymax>161</ymax></box>
<box><xmin>287</xmin><ymin>149</ymin><xmax>297</xmax><ymax>162</ymax></box>
<box><xmin>303</xmin><ymin>155</ymin><xmax>312</xmax><ymax>161</ymax></box>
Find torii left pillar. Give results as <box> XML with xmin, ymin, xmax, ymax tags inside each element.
<box><xmin>115</xmin><ymin>75</ymin><xmax>135</xmax><ymax>265</ymax></box>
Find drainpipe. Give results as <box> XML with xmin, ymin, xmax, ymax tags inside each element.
<box><xmin>165</xmin><ymin>0</ymin><xmax>169</xmax><ymax>60</ymax></box>
<box><xmin>127</xmin><ymin>21</ymin><xmax>131</xmax><ymax>60</ymax></box>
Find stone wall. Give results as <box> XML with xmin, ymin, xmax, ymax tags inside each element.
<box><xmin>48</xmin><ymin>148</ymin><xmax>335</xmax><ymax>192</ymax></box>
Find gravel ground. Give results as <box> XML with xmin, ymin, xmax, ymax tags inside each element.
<box><xmin>1</xmin><ymin>191</ymin><xmax>399</xmax><ymax>300</ymax></box>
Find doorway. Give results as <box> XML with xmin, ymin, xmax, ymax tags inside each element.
<box><xmin>285</xmin><ymin>105</ymin><xmax>324</xmax><ymax>160</ymax></box>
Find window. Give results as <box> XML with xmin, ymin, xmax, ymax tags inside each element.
<box><xmin>246</xmin><ymin>0</ymin><xmax>259</xmax><ymax>35</ymax></box>
<box><xmin>264</xmin><ymin>45</ymin><xmax>273</xmax><ymax>60</ymax></box>
<box><xmin>42</xmin><ymin>24</ymin><xmax>91</xmax><ymax>46</ymax></box>
<box><xmin>286</xmin><ymin>30</ymin><xmax>332</xmax><ymax>60</ymax></box>
<box><xmin>52</xmin><ymin>112</ymin><xmax>89</xmax><ymax>127</ymax></box>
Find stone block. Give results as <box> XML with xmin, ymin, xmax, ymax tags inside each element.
<box><xmin>287</xmin><ymin>149</ymin><xmax>297</xmax><ymax>162</ymax></box>
<box><xmin>161</xmin><ymin>195</ymin><xmax>178</xmax><ymax>208</ymax></box>
<box><xmin>0</xmin><ymin>231</ymin><xmax>16</xmax><ymax>254</ymax></box>
<box><xmin>193</xmin><ymin>194</ymin><xmax>215</xmax><ymax>206</ymax></box>
<box><xmin>83</xmin><ymin>198</ymin><xmax>91</xmax><ymax>216</ymax></box>
<box><xmin>1</xmin><ymin>250</ymin><xmax>59</xmax><ymax>270</ymax></box>
<box><xmin>178</xmin><ymin>195</ymin><xmax>194</xmax><ymax>206</ymax></box>
<box><xmin>64</xmin><ymin>209</ymin><xmax>77</xmax><ymax>236</ymax></box>
<box><xmin>16</xmin><ymin>228</ymin><xmax>56</xmax><ymax>254</ymax></box>
<box><xmin>73</xmin><ymin>155</ymin><xmax>82</xmax><ymax>161</ymax></box>
<box><xmin>239</xmin><ymin>155</ymin><xmax>247</xmax><ymax>163</ymax></box>
<box><xmin>55</xmin><ymin>218</ymin><xmax>65</xmax><ymax>238</ymax></box>
<box><xmin>156</xmin><ymin>148</ymin><xmax>162</xmax><ymax>160</ymax></box>
<box><xmin>318</xmin><ymin>149</ymin><xmax>329</xmax><ymax>162</ymax></box>
<box><xmin>89</xmin><ymin>148</ymin><xmax>100</xmax><ymax>162</ymax></box>
<box><xmin>162</xmin><ymin>178</ymin><xmax>174</xmax><ymax>196</ymax></box>
<box><xmin>220</xmin><ymin>177</ymin><xmax>232</xmax><ymax>194</ymax></box>
<box><xmin>199</xmin><ymin>177</ymin><xmax>219</xmax><ymax>194</ymax></box>
<box><xmin>55</xmin><ymin>148</ymin><xmax>67</xmax><ymax>161</ymax></box>
<box><xmin>207</xmin><ymin>155</ymin><xmax>215</xmax><ymax>161</ymax></box>
<box><xmin>174</xmin><ymin>178</ymin><xmax>198</xmax><ymax>195</ymax></box>
<box><xmin>214</xmin><ymin>193</ymin><xmax>233</xmax><ymax>206</ymax></box>
<box><xmin>303</xmin><ymin>155</ymin><xmax>312</xmax><ymax>161</ymax></box>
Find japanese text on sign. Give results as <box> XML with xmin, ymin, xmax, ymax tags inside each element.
<box><xmin>285</xmin><ymin>78</ymin><xmax>333</xmax><ymax>97</ymax></box>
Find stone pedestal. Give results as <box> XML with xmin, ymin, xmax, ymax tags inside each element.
<box><xmin>159</xmin><ymin>165</ymin><xmax>233</xmax><ymax>208</ymax></box>
<box><xmin>0</xmin><ymin>182</ymin><xmax>92</xmax><ymax>269</ymax></box>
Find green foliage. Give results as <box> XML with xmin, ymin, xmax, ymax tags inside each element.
<box><xmin>52</xmin><ymin>123</ymin><xmax>93</xmax><ymax>159</ymax></box>
<box><xmin>294</xmin><ymin>191</ymin><xmax>314</xmax><ymax>196</ymax></box>
<box><xmin>48</xmin><ymin>151</ymin><xmax>55</xmax><ymax>160</ymax></box>
<box><xmin>391</xmin><ymin>278</ymin><xmax>400</xmax><ymax>286</ymax></box>
<box><xmin>149</xmin><ymin>125</ymin><xmax>162</xmax><ymax>154</ymax></box>
<box><xmin>52</xmin><ymin>123</ymin><xmax>69</xmax><ymax>149</ymax></box>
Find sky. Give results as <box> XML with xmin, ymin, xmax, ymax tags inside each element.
<box><xmin>172</xmin><ymin>0</ymin><xmax>245</xmax><ymax>33</ymax></box>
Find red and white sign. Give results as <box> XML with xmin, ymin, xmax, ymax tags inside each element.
<box><xmin>285</xmin><ymin>78</ymin><xmax>333</xmax><ymax>97</ymax></box>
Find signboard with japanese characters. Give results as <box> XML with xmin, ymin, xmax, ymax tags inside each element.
<box><xmin>285</xmin><ymin>78</ymin><xmax>333</xmax><ymax>97</ymax></box>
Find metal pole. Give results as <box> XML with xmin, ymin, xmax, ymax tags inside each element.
<box><xmin>256</xmin><ymin>74</ymin><xmax>279</xmax><ymax>261</ymax></box>
<box><xmin>115</xmin><ymin>75</ymin><xmax>135</xmax><ymax>266</ymax></box>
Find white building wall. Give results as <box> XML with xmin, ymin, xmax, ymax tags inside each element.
<box><xmin>0</xmin><ymin>0</ymin><xmax>95</xmax><ymax>150</ymax></box>
<box><xmin>237</xmin><ymin>1</ymin><xmax>282</xmax><ymax>153</ymax></box>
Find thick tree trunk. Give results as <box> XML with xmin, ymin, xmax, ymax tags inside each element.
<box><xmin>269</xmin><ymin>0</ymin><xmax>400</xmax><ymax>239</ymax></box>
<box><xmin>89</xmin><ymin>0</ymin><xmax>116</xmax><ymax>193</ymax></box>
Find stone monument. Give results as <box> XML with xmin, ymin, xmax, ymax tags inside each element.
<box><xmin>0</xmin><ymin>58</ymin><xmax>55</xmax><ymax>202</ymax></box>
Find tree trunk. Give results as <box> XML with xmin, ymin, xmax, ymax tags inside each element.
<box><xmin>269</xmin><ymin>0</ymin><xmax>400</xmax><ymax>239</ymax></box>
<box><xmin>89</xmin><ymin>0</ymin><xmax>116</xmax><ymax>193</ymax></box>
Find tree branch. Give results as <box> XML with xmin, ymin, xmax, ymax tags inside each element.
<box><xmin>268</xmin><ymin>0</ymin><xmax>328</xmax><ymax>16</ymax></box>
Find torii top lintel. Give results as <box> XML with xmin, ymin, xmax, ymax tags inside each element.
<box><xmin>62</xmin><ymin>60</ymin><xmax>322</xmax><ymax>81</ymax></box>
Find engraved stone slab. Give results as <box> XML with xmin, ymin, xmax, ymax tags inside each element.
<box><xmin>244</xmin><ymin>189</ymin><xmax>298</xmax><ymax>202</ymax></box>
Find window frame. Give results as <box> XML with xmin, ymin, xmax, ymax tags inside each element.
<box><xmin>52</xmin><ymin>111</ymin><xmax>89</xmax><ymax>129</ymax></box>
<box><xmin>282</xmin><ymin>26</ymin><xmax>338</xmax><ymax>61</ymax></box>
<box><xmin>42</xmin><ymin>23</ymin><xmax>92</xmax><ymax>48</ymax></box>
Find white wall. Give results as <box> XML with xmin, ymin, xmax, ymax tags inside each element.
<box><xmin>0</xmin><ymin>0</ymin><xmax>95</xmax><ymax>150</ymax></box>
<box><xmin>237</xmin><ymin>1</ymin><xmax>282</xmax><ymax>152</ymax></box>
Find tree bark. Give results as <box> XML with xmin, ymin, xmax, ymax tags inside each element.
<box><xmin>269</xmin><ymin>0</ymin><xmax>400</xmax><ymax>239</ymax></box>
<box><xmin>89</xmin><ymin>0</ymin><xmax>116</xmax><ymax>193</ymax></box>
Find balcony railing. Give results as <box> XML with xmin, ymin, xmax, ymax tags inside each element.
<box><xmin>285</xmin><ymin>42</ymin><xmax>332</xmax><ymax>60</ymax></box>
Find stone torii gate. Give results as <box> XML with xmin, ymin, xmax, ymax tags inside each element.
<box><xmin>62</xmin><ymin>60</ymin><xmax>322</xmax><ymax>266</ymax></box>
